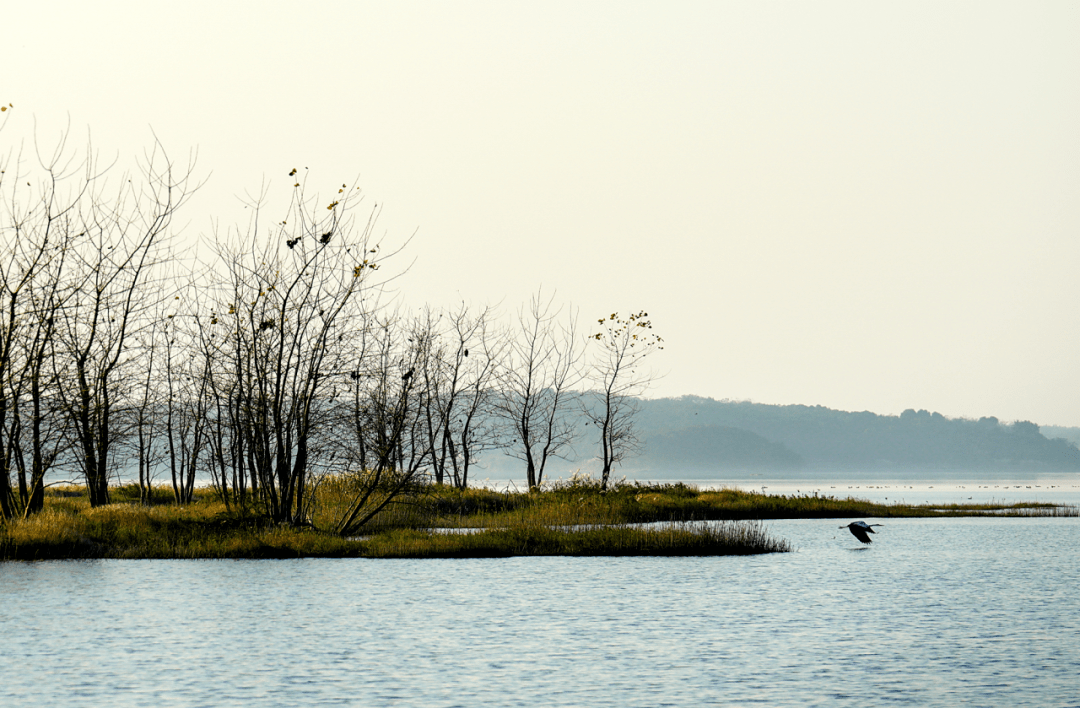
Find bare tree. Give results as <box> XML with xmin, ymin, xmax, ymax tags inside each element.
<box><xmin>3</xmin><ymin>121</ymin><xmax>450</xmax><ymax>529</ymax></box>
<box><xmin>125</xmin><ymin>315</ymin><xmax>166</xmax><ymax>505</ymax></box>
<box><xmin>1</xmin><ymin>126</ymin><xmax>193</xmax><ymax>512</ymax></box>
<box><xmin>0</xmin><ymin>170</ymin><xmax>77</xmax><ymax>515</ymax></box>
<box><xmin>496</xmin><ymin>291</ymin><xmax>582</xmax><ymax>489</ymax></box>
<box><xmin>436</xmin><ymin>304</ymin><xmax>505</xmax><ymax>489</ymax></box>
<box><xmin>158</xmin><ymin>311</ymin><xmax>214</xmax><ymax>506</ymax></box>
<box><xmin>187</xmin><ymin>278</ymin><xmax>247</xmax><ymax>512</ymax></box>
<box><xmin>584</xmin><ymin>311</ymin><xmax>663</xmax><ymax>489</ymax></box>
<box><xmin>332</xmin><ymin>310</ymin><xmax>434</xmax><ymax>536</ymax></box>
<box><xmin>408</xmin><ymin>304</ymin><xmax>506</xmax><ymax>489</ymax></box>
<box><xmin>207</xmin><ymin>176</ymin><xmax>389</xmax><ymax>524</ymax></box>
<box><xmin>47</xmin><ymin>137</ymin><xmax>198</xmax><ymax>507</ymax></box>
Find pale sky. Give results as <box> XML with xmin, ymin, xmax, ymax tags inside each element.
<box><xmin>6</xmin><ymin>1</ymin><xmax>1080</xmax><ymax>425</ymax></box>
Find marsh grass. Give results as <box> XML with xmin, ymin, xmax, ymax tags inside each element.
<box><xmin>1</xmin><ymin>487</ymin><xmax>366</xmax><ymax>560</ymax></box>
<box><xmin>311</xmin><ymin>472</ymin><xmax>435</xmax><ymax>533</ymax></box>
<box><xmin>2</xmin><ymin>478</ymin><xmax>1073</xmax><ymax>560</ymax></box>
<box><xmin>418</xmin><ymin>480</ymin><xmax>1078</xmax><ymax>531</ymax></box>
<box><xmin>359</xmin><ymin>519</ymin><xmax>792</xmax><ymax>558</ymax></box>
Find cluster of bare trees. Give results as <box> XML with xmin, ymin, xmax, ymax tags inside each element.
<box><xmin>1</xmin><ymin>131</ymin><xmax>196</xmax><ymax>516</ymax></box>
<box><xmin>1</xmin><ymin>130</ymin><xmax>661</xmax><ymax>529</ymax></box>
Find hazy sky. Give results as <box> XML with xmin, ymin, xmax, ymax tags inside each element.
<box><xmin>6</xmin><ymin>2</ymin><xmax>1080</xmax><ymax>425</ymax></box>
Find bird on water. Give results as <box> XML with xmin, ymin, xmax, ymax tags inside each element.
<box><xmin>841</xmin><ymin>521</ymin><xmax>884</xmax><ymax>544</ymax></box>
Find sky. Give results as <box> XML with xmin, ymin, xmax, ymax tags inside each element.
<box><xmin>5</xmin><ymin>1</ymin><xmax>1080</xmax><ymax>425</ymax></box>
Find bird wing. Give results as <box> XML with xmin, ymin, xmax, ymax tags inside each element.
<box><xmin>849</xmin><ymin>526</ymin><xmax>872</xmax><ymax>543</ymax></box>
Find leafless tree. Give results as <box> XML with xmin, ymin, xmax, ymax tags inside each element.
<box><xmin>187</xmin><ymin>279</ymin><xmax>247</xmax><ymax>512</ymax></box>
<box><xmin>0</xmin><ymin>174</ymin><xmax>77</xmax><ymax>516</ymax></box>
<box><xmin>157</xmin><ymin>311</ymin><xmax>215</xmax><ymax>505</ymax></box>
<box><xmin>331</xmin><ymin>309</ymin><xmax>435</xmax><ymax>536</ymax></box>
<box><xmin>126</xmin><ymin>315</ymin><xmax>167</xmax><ymax>505</ymax></box>
<box><xmin>2</xmin><ymin>114</ymin><xmax>662</xmax><ymax>528</ymax></box>
<box><xmin>496</xmin><ymin>290</ymin><xmax>582</xmax><ymax>489</ymax></box>
<box><xmin>427</xmin><ymin>303</ymin><xmax>505</xmax><ymax>489</ymax></box>
<box><xmin>45</xmin><ymin>138</ymin><xmax>198</xmax><ymax>507</ymax></box>
<box><xmin>584</xmin><ymin>311</ymin><xmax>663</xmax><ymax>489</ymax></box>
<box><xmin>401</xmin><ymin>304</ymin><xmax>506</xmax><ymax>489</ymax></box>
<box><xmin>2</xmin><ymin>127</ymin><xmax>194</xmax><ymax>512</ymax></box>
<box><xmin>206</xmin><ymin>176</ymin><xmax>391</xmax><ymax>524</ymax></box>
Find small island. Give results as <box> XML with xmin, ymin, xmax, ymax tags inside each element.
<box><xmin>3</xmin><ymin>476</ymin><xmax>1074</xmax><ymax>561</ymax></box>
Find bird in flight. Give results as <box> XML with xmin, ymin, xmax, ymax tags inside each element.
<box><xmin>841</xmin><ymin>521</ymin><xmax>884</xmax><ymax>544</ymax></box>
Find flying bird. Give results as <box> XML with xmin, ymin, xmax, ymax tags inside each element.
<box><xmin>841</xmin><ymin>521</ymin><xmax>884</xmax><ymax>544</ymax></box>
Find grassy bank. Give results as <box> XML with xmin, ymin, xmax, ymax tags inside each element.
<box><xmin>1</xmin><ymin>479</ymin><xmax>1073</xmax><ymax>561</ymax></box>
<box><xmin>421</xmin><ymin>479</ymin><xmax>1079</xmax><ymax>529</ymax></box>
<box><xmin>361</xmin><ymin>520</ymin><xmax>791</xmax><ymax>558</ymax></box>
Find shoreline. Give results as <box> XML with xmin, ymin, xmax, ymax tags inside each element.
<box><xmin>2</xmin><ymin>481</ymin><xmax>1075</xmax><ymax>561</ymax></box>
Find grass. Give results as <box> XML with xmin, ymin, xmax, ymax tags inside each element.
<box><xmin>419</xmin><ymin>477</ymin><xmax>1079</xmax><ymax>529</ymax></box>
<box><xmin>1</xmin><ymin>492</ymin><xmax>365</xmax><ymax>561</ymax></box>
<box><xmin>361</xmin><ymin>519</ymin><xmax>791</xmax><ymax>558</ymax></box>
<box><xmin>2</xmin><ymin>477</ymin><xmax>1074</xmax><ymax>560</ymax></box>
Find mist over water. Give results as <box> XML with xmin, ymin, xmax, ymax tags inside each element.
<box><xmin>2</xmin><ymin>517</ymin><xmax>1077</xmax><ymax>706</ymax></box>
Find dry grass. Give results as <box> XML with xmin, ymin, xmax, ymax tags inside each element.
<box><xmin>419</xmin><ymin>478</ymin><xmax>1078</xmax><ymax>530</ymax></box>
<box><xmin>1</xmin><ymin>487</ymin><xmax>365</xmax><ymax>560</ymax></box>
<box><xmin>359</xmin><ymin>519</ymin><xmax>792</xmax><ymax>558</ymax></box>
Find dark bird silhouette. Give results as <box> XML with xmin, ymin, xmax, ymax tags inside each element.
<box><xmin>841</xmin><ymin>521</ymin><xmax>884</xmax><ymax>544</ymax></box>
<box><xmin>402</xmin><ymin>368</ymin><xmax>414</xmax><ymax>382</ymax></box>
<box><xmin>320</xmin><ymin>231</ymin><xmax>332</xmax><ymax>244</ymax></box>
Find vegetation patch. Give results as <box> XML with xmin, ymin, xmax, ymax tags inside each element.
<box><xmin>360</xmin><ymin>520</ymin><xmax>791</xmax><ymax>558</ymax></box>
<box><xmin>1</xmin><ymin>479</ymin><xmax>1074</xmax><ymax>561</ymax></box>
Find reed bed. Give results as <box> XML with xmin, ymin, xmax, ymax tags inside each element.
<box><xmin>359</xmin><ymin>519</ymin><xmax>792</xmax><ymax>558</ymax></box>
<box><xmin>418</xmin><ymin>480</ymin><xmax>1078</xmax><ymax>529</ymax></box>
<box><xmin>923</xmin><ymin>502</ymin><xmax>1079</xmax><ymax>517</ymax></box>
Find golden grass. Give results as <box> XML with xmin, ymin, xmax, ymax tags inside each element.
<box><xmin>1</xmin><ymin>488</ymin><xmax>366</xmax><ymax>560</ymax></box>
<box><xmin>419</xmin><ymin>481</ymin><xmax>1077</xmax><ymax>531</ymax></box>
<box><xmin>358</xmin><ymin>519</ymin><xmax>791</xmax><ymax>558</ymax></box>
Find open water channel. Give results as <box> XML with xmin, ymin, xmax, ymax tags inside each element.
<box><xmin>1</xmin><ymin>491</ymin><xmax>1078</xmax><ymax>706</ymax></box>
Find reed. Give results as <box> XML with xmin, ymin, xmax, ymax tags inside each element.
<box><xmin>358</xmin><ymin>519</ymin><xmax>792</xmax><ymax>558</ymax></box>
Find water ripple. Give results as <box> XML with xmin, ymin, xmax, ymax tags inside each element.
<box><xmin>1</xmin><ymin>517</ymin><xmax>1078</xmax><ymax>706</ymax></box>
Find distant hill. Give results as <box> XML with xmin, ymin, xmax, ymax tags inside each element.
<box><xmin>1042</xmin><ymin>425</ymin><xmax>1080</xmax><ymax>449</ymax></box>
<box><xmin>643</xmin><ymin>425</ymin><xmax>805</xmax><ymax>473</ymax></box>
<box><xmin>473</xmin><ymin>396</ymin><xmax>1080</xmax><ymax>482</ymax></box>
<box><xmin>627</xmin><ymin>396</ymin><xmax>1080</xmax><ymax>478</ymax></box>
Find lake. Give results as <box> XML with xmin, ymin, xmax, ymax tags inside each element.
<box><xmin>1</xmin><ymin>515</ymin><xmax>1077</xmax><ymax>706</ymax></box>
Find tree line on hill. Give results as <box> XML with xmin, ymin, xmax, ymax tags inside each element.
<box><xmin>628</xmin><ymin>397</ymin><xmax>1080</xmax><ymax>477</ymax></box>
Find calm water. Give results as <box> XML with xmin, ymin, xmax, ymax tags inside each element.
<box><xmin>2</xmin><ymin>517</ymin><xmax>1078</xmax><ymax>706</ymax></box>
